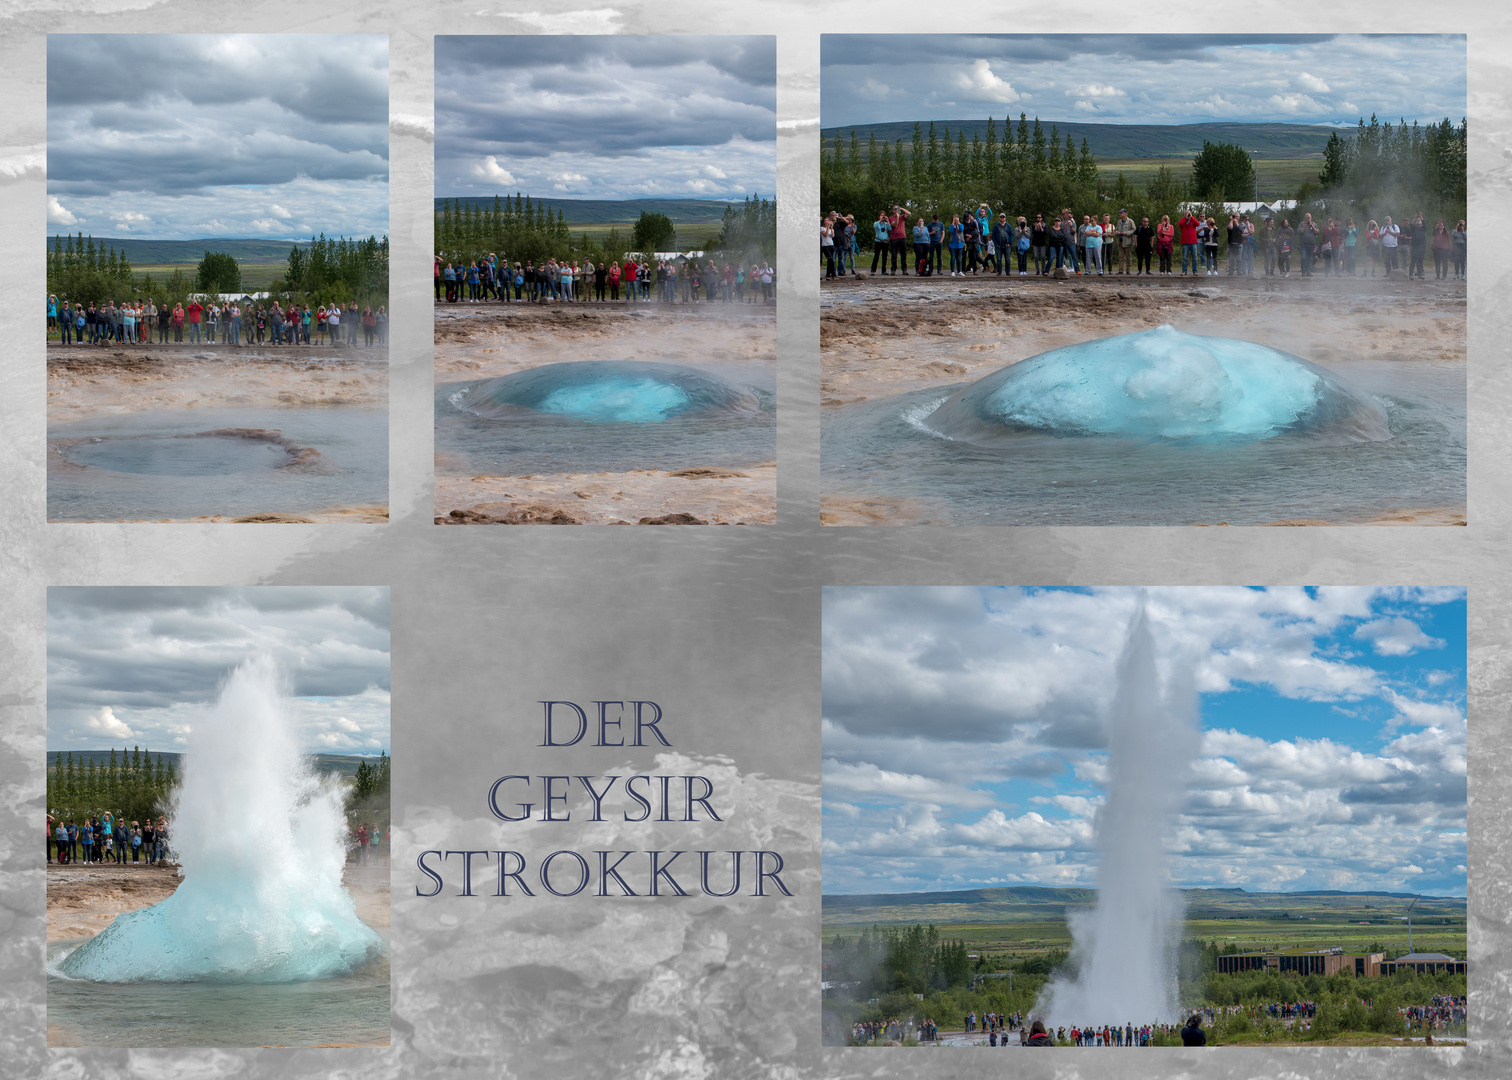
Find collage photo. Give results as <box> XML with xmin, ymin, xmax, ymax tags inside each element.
<box><xmin>3</xmin><ymin>13</ymin><xmax>1498</xmax><ymax>1080</ymax></box>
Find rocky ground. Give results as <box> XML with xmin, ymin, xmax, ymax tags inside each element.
<box><xmin>45</xmin><ymin>860</ymin><xmax>391</xmax><ymax>942</ymax></box>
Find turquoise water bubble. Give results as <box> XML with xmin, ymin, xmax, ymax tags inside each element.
<box><xmin>924</xmin><ymin>325</ymin><xmax>1390</xmax><ymax>444</ymax></box>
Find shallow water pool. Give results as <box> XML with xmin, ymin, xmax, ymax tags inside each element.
<box><xmin>822</xmin><ymin>359</ymin><xmax>1464</xmax><ymax>525</ymax></box>
<box><xmin>49</xmin><ymin>407</ymin><xmax>387</xmax><ymax>521</ymax></box>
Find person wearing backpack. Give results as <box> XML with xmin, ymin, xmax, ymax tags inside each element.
<box><xmin>991</xmin><ymin>214</ymin><xmax>1013</xmax><ymax>277</ymax></box>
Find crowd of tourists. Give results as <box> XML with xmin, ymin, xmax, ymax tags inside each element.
<box><xmin>46</xmin><ymin>297</ymin><xmax>388</xmax><ymax>347</ymax></box>
<box><xmin>349</xmin><ymin>822</ymin><xmax>387</xmax><ymax>864</ymax></box>
<box><xmin>845</xmin><ymin>993</ymin><xmax>1466</xmax><ymax>1047</ymax></box>
<box><xmin>822</xmin><ymin>205</ymin><xmax>1467</xmax><ymax>282</ymax></box>
<box><xmin>436</xmin><ymin>254</ymin><xmax>776</xmax><ymax>305</ymax></box>
<box><xmin>48</xmin><ymin>811</ymin><xmax>168</xmax><ymax>866</ymax></box>
<box><xmin>1403</xmin><ymin>995</ymin><xmax>1467</xmax><ymax>1031</ymax></box>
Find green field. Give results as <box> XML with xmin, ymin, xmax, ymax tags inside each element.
<box><xmin>1097</xmin><ymin>156</ymin><xmax>1321</xmax><ymax>201</ymax></box>
<box><xmin>823</xmin><ymin>887</ymin><xmax>1466</xmax><ymax>963</ymax></box>
<box><xmin>130</xmin><ymin>262</ymin><xmax>286</xmax><ymax>291</ymax></box>
<box><xmin>822</xmin><ymin>120</ymin><xmax>1338</xmax><ymax>161</ymax></box>
<box><xmin>562</xmin><ymin>221</ymin><xmax>726</xmax><ymax>250</ymax></box>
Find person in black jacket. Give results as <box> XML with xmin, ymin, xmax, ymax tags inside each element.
<box><xmin>1180</xmin><ymin>1014</ymin><xmax>1207</xmax><ymax>1046</ymax></box>
<box><xmin>1135</xmin><ymin>217</ymin><xmax>1155</xmax><ymax>275</ymax></box>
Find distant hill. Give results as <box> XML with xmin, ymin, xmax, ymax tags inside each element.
<box><xmin>821</xmin><ymin>120</ymin><xmax>1337</xmax><ymax>160</ymax></box>
<box><xmin>433</xmin><ymin>196</ymin><xmax>745</xmax><ymax>225</ymax></box>
<box><xmin>822</xmin><ymin>884</ymin><xmax>1466</xmax><ymax>927</ymax></box>
<box><xmin>46</xmin><ymin>749</ymin><xmax>384</xmax><ymax>778</ymax></box>
<box><xmin>46</xmin><ymin>237</ymin><xmax>312</xmax><ymax>264</ymax></box>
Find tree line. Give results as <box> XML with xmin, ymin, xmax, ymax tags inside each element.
<box><xmin>434</xmin><ymin>194</ymin><xmax>778</xmax><ymax>268</ymax></box>
<box><xmin>822</xmin><ymin>115</ymin><xmax>1109</xmax><ymax>228</ymax></box>
<box><xmin>821</xmin><ymin>113</ymin><xmax>1468</xmax><ymax>255</ymax></box>
<box><xmin>47</xmin><ymin>232</ymin><xmax>389</xmax><ymax>312</ymax></box>
<box><xmin>345</xmin><ymin>750</ymin><xmax>391</xmax><ymax>831</ymax></box>
<box><xmin>47</xmin><ymin>747</ymin><xmax>177</xmax><ymax>824</ymax></box>
<box><xmin>279</xmin><ymin>234</ymin><xmax>390</xmax><ymax>309</ymax></box>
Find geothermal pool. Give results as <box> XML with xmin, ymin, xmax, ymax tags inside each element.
<box><xmin>48</xmin><ymin>406</ymin><xmax>387</xmax><ymax>521</ymax></box>
<box><xmin>437</xmin><ymin>359</ymin><xmax>776</xmax><ymax>475</ymax></box>
<box><xmin>822</xmin><ymin>330</ymin><xmax>1463</xmax><ymax>525</ymax></box>
<box><xmin>47</xmin><ymin>934</ymin><xmax>389</xmax><ymax>1048</ymax></box>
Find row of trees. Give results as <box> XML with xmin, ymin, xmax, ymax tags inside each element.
<box><xmin>279</xmin><ymin>234</ymin><xmax>390</xmax><ymax>309</ymax></box>
<box><xmin>822</xmin><ymin>115</ymin><xmax>1105</xmax><ymax>232</ymax></box>
<box><xmin>47</xmin><ymin>233</ymin><xmax>389</xmax><ymax>312</ymax></box>
<box><xmin>47</xmin><ymin>748</ymin><xmax>177</xmax><ymax>824</ymax></box>
<box><xmin>821</xmin><ymin>114</ymin><xmax>1468</xmax><ymax>258</ymax></box>
<box><xmin>345</xmin><ymin>750</ymin><xmax>391</xmax><ymax>832</ymax></box>
<box><xmin>1311</xmin><ymin>115</ymin><xmax>1467</xmax><ymax>226</ymax></box>
<box><xmin>435</xmin><ymin>195</ymin><xmax>576</xmax><ymax>267</ymax></box>
<box><xmin>826</xmin><ymin>923</ymin><xmax>974</xmax><ymax>995</ymax></box>
<box><xmin>434</xmin><ymin>194</ymin><xmax>778</xmax><ymax>270</ymax></box>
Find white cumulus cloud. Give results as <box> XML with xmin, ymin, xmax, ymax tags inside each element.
<box><xmin>471</xmin><ymin>155</ymin><xmax>517</xmax><ymax>184</ymax></box>
<box><xmin>958</xmin><ymin>58</ymin><xmax>1019</xmax><ymax>103</ymax></box>
<box><xmin>48</xmin><ymin>196</ymin><xmax>79</xmax><ymax>226</ymax></box>
<box><xmin>84</xmin><ymin>707</ymin><xmax>133</xmax><ymax>740</ymax></box>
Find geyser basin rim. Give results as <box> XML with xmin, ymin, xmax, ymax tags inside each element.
<box><xmin>455</xmin><ymin>360</ymin><xmax>762</xmax><ymax>423</ymax></box>
<box><xmin>54</xmin><ymin>428</ymin><xmax>321</xmax><ymax>475</ymax></box>
<box><xmin>923</xmin><ymin>325</ymin><xmax>1391</xmax><ymax>445</ymax></box>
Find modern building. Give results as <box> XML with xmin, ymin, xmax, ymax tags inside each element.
<box><xmin>1380</xmin><ymin>952</ymin><xmax>1466</xmax><ymax>976</ymax></box>
<box><xmin>1218</xmin><ymin>947</ymin><xmax>1465</xmax><ymax>977</ymax></box>
<box><xmin>1217</xmin><ymin>947</ymin><xmax>1386</xmax><ymax>977</ymax></box>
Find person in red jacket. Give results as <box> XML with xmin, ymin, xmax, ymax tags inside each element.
<box><xmin>888</xmin><ymin>206</ymin><xmax>909</xmax><ymax>275</ymax></box>
<box><xmin>1178</xmin><ymin>211</ymin><xmax>1202</xmax><ymax>276</ymax></box>
<box><xmin>186</xmin><ymin>299</ymin><xmax>203</xmax><ymax>343</ymax></box>
<box><xmin>434</xmin><ymin>255</ymin><xmax>442</xmax><ymax>302</ymax></box>
<box><xmin>1025</xmin><ymin>1020</ymin><xmax>1054</xmax><ymax>1046</ymax></box>
<box><xmin>622</xmin><ymin>259</ymin><xmax>638</xmax><ymax>303</ymax></box>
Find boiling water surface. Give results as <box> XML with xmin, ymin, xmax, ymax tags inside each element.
<box><xmin>49</xmin><ymin>407</ymin><xmax>387</xmax><ymax>520</ymax></box>
<box><xmin>437</xmin><ymin>360</ymin><xmax>775</xmax><ymax>475</ymax></box>
<box><xmin>822</xmin><ymin>360</ymin><xmax>1464</xmax><ymax>525</ymax></box>
<box><xmin>48</xmin><ymin>937</ymin><xmax>389</xmax><ymax>1047</ymax></box>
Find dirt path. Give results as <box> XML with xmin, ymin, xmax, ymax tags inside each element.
<box><xmin>48</xmin><ymin>343</ymin><xmax>388</xmax><ymax>416</ymax></box>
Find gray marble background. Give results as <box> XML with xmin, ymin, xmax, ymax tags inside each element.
<box><xmin>1</xmin><ymin>3</ymin><xmax>1506</xmax><ymax>1078</ymax></box>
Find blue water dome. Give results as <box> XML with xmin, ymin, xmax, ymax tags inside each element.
<box><xmin>924</xmin><ymin>325</ymin><xmax>1390</xmax><ymax>444</ymax></box>
<box><xmin>455</xmin><ymin>361</ymin><xmax>760</xmax><ymax>424</ymax></box>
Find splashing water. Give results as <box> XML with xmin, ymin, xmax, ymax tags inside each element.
<box><xmin>1037</xmin><ymin>602</ymin><xmax>1197</xmax><ymax>1025</ymax></box>
<box><xmin>58</xmin><ymin>657</ymin><xmax>381</xmax><ymax>983</ymax></box>
<box><xmin>454</xmin><ymin>360</ymin><xmax>761</xmax><ymax>423</ymax></box>
<box><xmin>924</xmin><ymin>325</ymin><xmax>1390</xmax><ymax>444</ymax></box>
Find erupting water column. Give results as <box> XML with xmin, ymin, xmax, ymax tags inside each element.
<box><xmin>60</xmin><ymin>656</ymin><xmax>382</xmax><ymax>983</ymax></box>
<box><xmin>1038</xmin><ymin>601</ymin><xmax>1197</xmax><ymax>1026</ymax></box>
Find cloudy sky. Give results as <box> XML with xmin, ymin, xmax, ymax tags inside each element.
<box><xmin>48</xmin><ymin>587</ymin><xmax>390</xmax><ymax>756</ymax></box>
<box><xmin>821</xmin><ymin>35</ymin><xmax>1466</xmax><ymax>130</ymax></box>
<box><xmin>435</xmin><ymin>36</ymin><xmax>775</xmax><ymax>201</ymax></box>
<box><xmin>47</xmin><ymin>35</ymin><xmax>388</xmax><ymax>241</ymax></box>
<box><xmin>823</xmin><ymin>587</ymin><xmax>1466</xmax><ymax>898</ymax></box>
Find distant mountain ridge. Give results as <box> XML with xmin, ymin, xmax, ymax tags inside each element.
<box><xmin>821</xmin><ymin>120</ymin><xmax>1339</xmax><ymax>159</ymax></box>
<box><xmin>823</xmin><ymin>884</ymin><xmax>1466</xmax><ymax>906</ymax></box>
<box><xmin>433</xmin><ymin>196</ymin><xmax>748</xmax><ymax>224</ymax></box>
<box><xmin>47</xmin><ymin>237</ymin><xmax>311</xmax><ymax>264</ymax></box>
